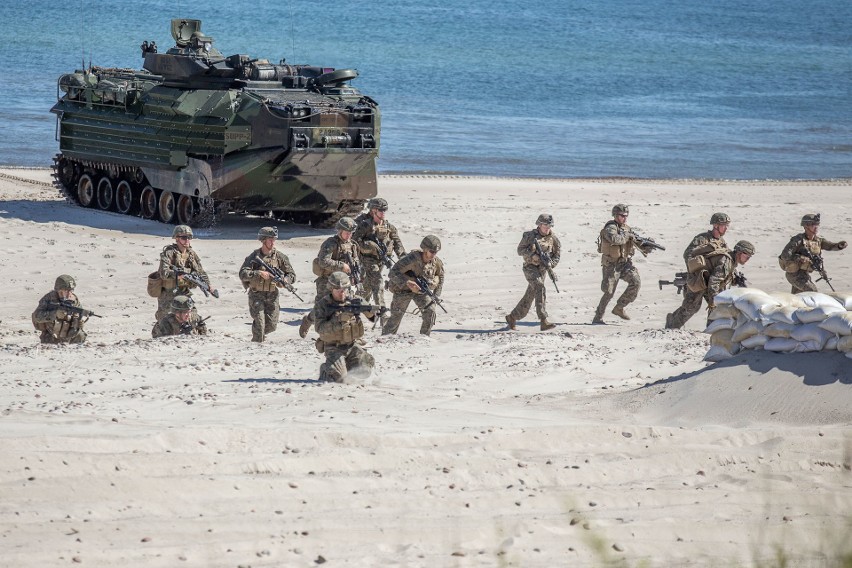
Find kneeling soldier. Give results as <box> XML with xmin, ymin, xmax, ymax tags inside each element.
<box><xmin>383</xmin><ymin>235</ymin><xmax>445</xmax><ymax>336</ymax></box>
<box><xmin>239</xmin><ymin>226</ymin><xmax>296</xmax><ymax>342</ymax></box>
<box><xmin>152</xmin><ymin>295</ymin><xmax>208</xmax><ymax>338</ymax></box>
<box><xmin>32</xmin><ymin>274</ymin><xmax>92</xmax><ymax>344</ymax></box>
<box><xmin>315</xmin><ymin>272</ymin><xmax>375</xmax><ymax>382</ymax></box>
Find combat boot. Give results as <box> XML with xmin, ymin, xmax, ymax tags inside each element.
<box><xmin>540</xmin><ymin>319</ymin><xmax>556</xmax><ymax>331</ymax></box>
<box><xmin>505</xmin><ymin>314</ymin><xmax>517</xmax><ymax>330</ymax></box>
<box><xmin>612</xmin><ymin>305</ymin><xmax>630</xmax><ymax>320</ymax></box>
<box><xmin>592</xmin><ymin>307</ymin><xmax>605</xmax><ymax>324</ymax></box>
<box><xmin>665</xmin><ymin>313</ymin><xmax>675</xmax><ymax>329</ymax></box>
<box><xmin>298</xmin><ymin>315</ymin><xmax>311</xmax><ymax>338</ymax></box>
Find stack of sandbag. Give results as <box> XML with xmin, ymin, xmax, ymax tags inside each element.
<box><xmin>703</xmin><ymin>288</ymin><xmax>852</xmax><ymax>362</ymax></box>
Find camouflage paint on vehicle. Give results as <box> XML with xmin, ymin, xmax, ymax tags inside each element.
<box><xmin>51</xmin><ymin>18</ymin><xmax>380</xmax><ymax>227</ymax></box>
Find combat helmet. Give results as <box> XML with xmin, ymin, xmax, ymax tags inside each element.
<box><xmin>612</xmin><ymin>204</ymin><xmax>629</xmax><ymax>216</ymax></box>
<box><xmin>710</xmin><ymin>213</ymin><xmax>730</xmax><ymax>225</ymax></box>
<box><xmin>173</xmin><ymin>225</ymin><xmax>194</xmax><ymax>239</ymax></box>
<box><xmin>327</xmin><ymin>271</ymin><xmax>350</xmax><ymax>290</ymax></box>
<box><xmin>170</xmin><ymin>295</ymin><xmax>194</xmax><ymax>311</ymax></box>
<box><xmin>336</xmin><ymin>217</ymin><xmax>357</xmax><ymax>232</ymax></box>
<box><xmin>257</xmin><ymin>226</ymin><xmax>278</xmax><ymax>240</ymax></box>
<box><xmin>54</xmin><ymin>274</ymin><xmax>76</xmax><ymax>291</ymax></box>
<box><xmin>420</xmin><ymin>235</ymin><xmax>441</xmax><ymax>253</ymax></box>
<box><xmin>368</xmin><ymin>197</ymin><xmax>388</xmax><ymax>211</ymax></box>
<box><xmin>733</xmin><ymin>240</ymin><xmax>755</xmax><ymax>256</ymax></box>
<box><xmin>536</xmin><ymin>214</ymin><xmax>554</xmax><ymax>226</ymax></box>
<box><xmin>801</xmin><ymin>213</ymin><xmax>820</xmax><ymax>227</ymax></box>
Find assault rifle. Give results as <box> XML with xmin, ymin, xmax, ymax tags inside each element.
<box><xmin>342</xmin><ymin>252</ymin><xmax>363</xmax><ymax>291</ymax></box>
<box><xmin>658</xmin><ymin>272</ymin><xmax>688</xmax><ymax>295</ymax></box>
<box><xmin>364</xmin><ymin>234</ymin><xmax>394</xmax><ymax>270</ymax></box>
<box><xmin>801</xmin><ymin>250</ymin><xmax>835</xmax><ymax>292</ymax></box>
<box><xmin>252</xmin><ymin>254</ymin><xmax>304</xmax><ymax>301</ymax></box>
<box><xmin>168</xmin><ymin>264</ymin><xmax>219</xmax><ymax>298</ymax></box>
<box><xmin>48</xmin><ymin>300</ymin><xmax>102</xmax><ymax>319</ymax></box>
<box><xmin>533</xmin><ymin>239</ymin><xmax>560</xmax><ymax>293</ymax></box>
<box><xmin>336</xmin><ymin>298</ymin><xmax>388</xmax><ymax>319</ymax></box>
<box><xmin>179</xmin><ymin>316</ymin><xmax>210</xmax><ymax>335</ymax></box>
<box><xmin>631</xmin><ymin>231</ymin><xmax>666</xmax><ymax>255</ymax></box>
<box><xmin>405</xmin><ymin>271</ymin><xmax>448</xmax><ymax>313</ymax></box>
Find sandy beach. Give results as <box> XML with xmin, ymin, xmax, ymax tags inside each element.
<box><xmin>0</xmin><ymin>169</ymin><xmax>850</xmax><ymax>567</ymax></box>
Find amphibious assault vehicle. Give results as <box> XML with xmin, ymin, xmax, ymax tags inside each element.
<box><xmin>51</xmin><ymin>19</ymin><xmax>380</xmax><ymax>226</ymax></box>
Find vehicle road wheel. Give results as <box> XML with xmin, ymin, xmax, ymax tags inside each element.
<box><xmin>115</xmin><ymin>180</ymin><xmax>135</xmax><ymax>215</ymax></box>
<box><xmin>77</xmin><ymin>174</ymin><xmax>95</xmax><ymax>207</ymax></box>
<box><xmin>176</xmin><ymin>195</ymin><xmax>195</xmax><ymax>225</ymax></box>
<box><xmin>96</xmin><ymin>177</ymin><xmax>114</xmax><ymax>210</ymax></box>
<box><xmin>140</xmin><ymin>185</ymin><xmax>157</xmax><ymax>220</ymax></box>
<box><xmin>158</xmin><ymin>191</ymin><xmax>176</xmax><ymax>223</ymax></box>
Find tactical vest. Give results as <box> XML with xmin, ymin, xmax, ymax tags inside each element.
<box><xmin>161</xmin><ymin>246</ymin><xmax>196</xmax><ymax>290</ymax></box>
<box><xmin>250</xmin><ymin>250</ymin><xmax>283</xmax><ymax>292</ymax></box>
<box><xmin>597</xmin><ymin>221</ymin><xmax>634</xmax><ymax>261</ymax></box>
<box><xmin>778</xmin><ymin>235</ymin><xmax>820</xmax><ymax>273</ymax></box>
<box><xmin>686</xmin><ymin>240</ymin><xmax>727</xmax><ymax>273</ymax></box>
<box><xmin>322</xmin><ymin>314</ymin><xmax>365</xmax><ymax>345</ymax></box>
<box><xmin>313</xmin><ymin>239</ymin><xmax>359</xmax><ymax>277</ymax></box>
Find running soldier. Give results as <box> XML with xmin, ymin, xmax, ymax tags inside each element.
<box><xmin>593</xmin><ymin>204</ymin><xmax>657</xmax><ymax>323</ymax></box>
<box><xmin>299</xmin><ymin>217</ymin><xmax>361</xmax><ymax>338</ymax></box>
<box><xmin>353</xmin><ymin>197</ymin><xmax>405</xmax><ymax>322</ymax></box>
<box><xmin>505</xmin><ymin>214</ymin><xmax>560</xmax><ymax>331</ymax></box>
<box><xmin>665</xmin><ymin>213</ymin><xmax>735</xmax><ymax>329</ymax></box>
<box><xmin>314</xmin><ymin>272</ymin><xmax>375</xmax><ymax>382</ymax></box>
<box><xmin>239</xmin><ymin>226</ymin><xmax>296</xmax><ymax>342</ymax></box>
<box><xmin>152</xmin><ymin>295</ymin><xmax>208</xmax><ymax>338</ymax></box>
<box><xmin>32</xmin><ymin>275</ymin><xmax>92</xmax><ymax>344</ymax></box>
<box><xmin>383</xmin><ymin>235</ymin><xmax>445</xmax><ymax>336</ymax></box>
<box><xmin>156</xmin><ymin>225</ymin><xmax>217</xmax><ymax>321</ymax></box>
<box><xmin>778</xmin><ymin>213</ymin><xmax>847</xmax><ymax>293</ymax></box>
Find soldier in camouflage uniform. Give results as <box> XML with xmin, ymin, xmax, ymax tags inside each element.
<box><xmin>239</xmin><ymin>226</ymin><xmax>296</xmax><ymax>342</ymax></box>
<box><xmin>593</xmin><ymin>204</ymin><xmax>657</xmax><ymax>323</ymax></box>
<box><xmin>299</xmin><ymin>217</ymin><xmax>361</xmax><ymax>338</ymax></box>
<box><xmin>383</xmin><ymin>235</ymin><xmax>445</xmax><ymax>336</ymax></box>
<box><xmin>152</xmin><ymin>295</ymin><xmax>209</xmax><ymax>338</ymax></box>
<box><xmin>156</xmin><ymin>225</ymin><xmax>216</xmax><ymax>321</ymax></box>
<box><xmin>778</xmin><ymin>213</ymin><xmax>847</xmax><ymax>293</ymax></box>
<box><xmin>505</xmin><ymin>214</ymin><xmax>560</xmax><ymax>331</ymax></box>
<box><xmin>32</xmin><ymin>275</ymin><xmax>89</xmax><ymax>344</ymax></box>
<box><xmin>353</xmin><ymin>197</ymin><xmax>405</xmax><ymax>321</ymax></box>
<box><xmin>314</xmin><ymin>271</ymin><xmax>375</xmax><ymax>382</ymax></box>
<box><xmin>665</xmin><ymin>213</ymin><xmax>735</xmax><ymax>329</ymax></box>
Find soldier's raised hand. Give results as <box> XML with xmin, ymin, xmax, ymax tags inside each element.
<box><xmin>839</xmin><ymin>241</ymin><xmax>848</xmax><ymax>250</ymax></box>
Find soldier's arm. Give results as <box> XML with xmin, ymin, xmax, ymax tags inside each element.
<box><xmin>778</xmin><ymin>236</ymin><xmax>802</xmax><ymax>262</ymax></box>
<box><xmin>433</xmin><ymin>259</ymin><xmax>445</xmax><ymax>297</ymax></box>
<box><xmin>389</xmin><ymin>224</ymin><xmax>406</xmax><ymax>257</ymax></box>
<box><xmin>278</xmin><ymin>252</ymin><xmax>296</xmax><ymax>283</ymax></box>
<box><xmin>239</xmin><ymin>253</ymin><xmax>258</xmax><ymax>283</ymax></box>
<box><xmin>317</xmin><ymin>240</ymin><xmax>345</xmax><ymax>272</ymax></box>
<box><xmin>707</xmin><ymin>255</ymin><xmax>734</xmax><ymax>298</ymax></box>
<box><xmin>190</xmin><ymin>252</ymin><xmax>212</xmax><ymax>286</ymax></box>
<box><xmin>314</xmin><ymin>300</ymin><xmax>343</xmax><ymax>335</ymax></box>
<box><xmin>603</xmin><ymin>223</ymin><xmax>631</xmax><ymax>246</ymax></box>
<box><xmin>389</xmin><ymin>254</ymin><xmax>414</xmax><ymax>289</ymax></box>
<box><xmin>32</xmin><ymin>295</ymin><xmax>58</xmax><ymax>324</ymax></box>
<box><xmin>517</xmin><ymin>232</ymin><xmax>536</xmax><ymax>262</ymax></box>
<box><xmin>549</xmin><ymin>235</ymin><xmax>562</xmax><ymax>267</ymax></box>
<box><xmin>152</xmin><ymin>318</ymin><xmax>170</xmax><ymax>338</ymax></box>
<box><xmin>820</xmin><ymin>236</ymin><xmax>846</xmax><ymax>252</ymax></box>
<box><xmin>159</xmin><ymin>247</ymin><xmax>177</xmax><ymax>279</ymax></box>
<box><xmin>353</xmin><ymin>222</ymin><xmax>379</xmax><ymax>256</ymax></box>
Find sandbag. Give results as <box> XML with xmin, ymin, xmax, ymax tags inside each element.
<box><xmin>795</xmin><ymin>291</ymin><xmax>843</xmax><ymax>310</ymax></box>
<box><xmin>769</xmin><ymin>291</ymin><xmax>806</xmax><ymax>308</ymax></box>
<box><xmin>704</xmin><ymin>345</ymin><xmax>735</xmax><ymax>362</ymax></box>
<box><xmin>795</xmin><ymin>305</ymin><xmax>846</xmax><ymax>324</ymax></box>
<box><xmin>763</xmin><ymin>337</ymin><xmax>800</xmax><ymax>352</ymax></box>
<box><xmin>708</xmin><ymin>304</ymin><xmax>739</xmax><ymax>321</ymax></box>
<box><xmin>734</xmin><ymin>293</ymin><xmax>781</xmax><ymax>322</ymax></box>
<box><xmin>732</xmin><ymin>319</ymin><xmax>765</xmax><ymax>343</ymax></box>
<box><xmin>713</xmin><ymin>287</ymin><xmax>754</xmax><ymax>306</ymax></box>
<box><xmin>789</xmin><ymin>323</ymin><xmax>834</xmax><ymax>349</ymax></box>
<box><xmin>791</xmin><ymin>339</ymin><xmax>826</xmax><ymax>353</ymax></box>
<box><xmin>710</xmin><ymin>328</ymin><xmax>737</xmax><ymax>351</ymax></box>
<box><xmin>828</xmin><ymin>292</ymin><xmax>852</xmax><ymax>310</ymax></box>
<box><xmin>764</xmin><ymin>322</ymin><xmax>796</xmax><ymax>338</ymax></box>
<box><xmin>825</xmin><ymin>336</ymin><xmax>838</xmax><ymax>351</ymax></box>
<box><xmin>763</xmin><ymin>305</ymin><xmax>799</xmax><ymax>325</ymax></box>
<box><xmin>846</xmin><ymin>352</ymin><xmax>852</xmax><ymax>360</ymax></box>
<box><xmin>837</xmin><ymin>335</ymin><xmax>852</xmax><ymax>353</ymax></box>
<box><xmin>741</xmin><ymin>334</ymin><xmax>769</xmax><ymax>349</ymax></box>
<box><xmin>704</xmin><ymin>318</ymin><xmax>736</xmax><ymax>334</ymax></box>
<box><xmin>817</xmin><ymin>312</ymin><xmax>852</xmax><ymax>336</ymax></box>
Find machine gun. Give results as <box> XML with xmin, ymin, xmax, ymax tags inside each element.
<box><xmin>658</xmin><ymin>272</ymin><xmax>688</xmax><ymax>295</ymax></box>
<box><xmin>252</xmin><ymin>254</ymin><xmax>304</xmax><ymax>301</ymax></box>
<box><xmin>364</xmin><ymin>234</ymin><xmax>394</xmax><ymax>270</ymax></box>
<box><xmin>179</xmin><ymin>315</ymin><xmax>210</xmax><ymax>335</ymax></box>
<box><xmin>801</xmin><ymin>250</ymin><xmax>835</xmax><ymax>292</ymax></box>
<box><xmin>342</xmin><ymin>252</ymin><xmax>363</xmax><ymax>291</ymax></box>
<box><xmin>48</xmin><ymin>300</ymin><xmax>102</xmax><ymax>319</ymax></box>
<box><xmin>405</xmin><ymin>271</ymin><xmax>448</xmax><ymax>313</ymax></box>
<box><xmin>168</xmin><ymin>264</ymin><xmax>219</xmax><ymax>298</ymax></box>
<box><xmin>631</xmin><ymin>231</ymin><xmax>666</xmax><ymax>255</ymax></box>
<box><xmin>335</xmin><ymin>298</ymin><xmax>388</xmax><ymax>319</ymax></box>
<box><xmin>533</xmin><ymin>239</ymin><xmax>560</xmax><ymax>293</ymax></box>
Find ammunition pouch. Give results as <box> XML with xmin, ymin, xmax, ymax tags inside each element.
<box><xmin>312</xmin><ymin>258</ymin><xmax>324</xmax><ymax>277</ymax></box>
<box><xmin>686</xmin><ymin>270</ymin><xmax>708</xmax><ymax>293</ymax></box>
<box><xmin>686</xmin><ymin>255</ymin><xmax>707</xmax><ymax>274</ymax></box>
<box><xmin>778</xmin><ymin>257</ymin><xmax>799</xmax><ymax>273</ymax></box>
<box><xmin>147</xmin><ymin>271</ymin><xmax>163</xmax><ymax>297</ymax></box>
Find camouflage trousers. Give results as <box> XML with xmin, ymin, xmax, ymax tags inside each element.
<box><xmin>382</xmin><ymin>291</ymin><xmax>437</xmax><ymax>335</ymax></box>
<box><xmin>595</xmin><ymin>260</ymin><xmax>640</xmax><ymax>318</ymax></box>
<box><xmin>39</xmin><ymin>329</ymin><xmax>86</xmax><ymax>345</ymax></box>
<box><xmin>510</xmin><ymin>265</ymin><xmax>548</xmax><ymax>322</ymax></box>
<box><xmin>156</xmin><ymin>288</ymin><xmax>196</xmax><ymax>322</ymax></box>
<box><xmin>361</xmin><ymin>258</ymin><xmax>387</xmax><ymax>308</ymax></box>
<box><xmin>248</xmin><ymin>289</ymin><xmax>280</xmax><ymax>342</ymax></box>
<box><xmin>785</xmin><ymin>270</ymin><xmax>818</xmax><ymax>294</ymax></box>
<box><xmin>319</xmin><ymin>342</ymin><xmax>375</xmax><ymax>382</ymax></box>
<box><xmin>665</xmin><ymin>286</ymin><xmax>713</xmax><ymax>329</ymax></box>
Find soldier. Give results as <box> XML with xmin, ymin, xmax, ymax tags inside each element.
<box><xmin>353</xmin><ymin>197</ymin><xmax>406</xmax><ymax>321</ymax></box>
<box><xmin>314</xmin><ymin>271</ymin><xmax>375</xmax><ymax>382</ymax></box>
<box><xmin>778</xmin><ymin>213</ymin><xmax>847</xmax><ymax>293</ymax></box>
<box><xmin>152</xmin><ymin>295</ymin><xmax>208</xmax><ymax>338</ymax></box>
<box><xmin>239</xmin><ymin>226</ymin><xmax>296</xmax><ymax>342</ymax></box>
<box><xmin>299</xmin><ymin>217</ymin><xmax>361</xmax><ymax>338</ymax></box>
<box><xmin>663</xmin><ymin>212</ymin><xmax>738</xmax><ymax>329</ymax></box>
<box><xmin>383</xmin><ymin>235</ymin><xmax>445</xmax><ymax>336</ymax></box>
<box><xmin>505</xmin><ymin>214</ymin><xmax>561</xmax><ymax>331</ymax></box>
<box><xmin>32</xmin><ymin>275</ymin><xmax>91</xmax><ymax>344</ymax></box>
<box><xmin>156</xmin><ymin>225</ymin><xmax>217</xmax><ymax>321</ymax></box>
<box><xmin>593</xmin><ymin>204</ymin><xmax>657</xmax><ymax>323</ymax></box>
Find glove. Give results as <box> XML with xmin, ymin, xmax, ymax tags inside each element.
<box><xmin>838</xmin><ymin>241</ymin><xmax>848</xmax><ymax>250</ymax></box>
<box><xmin>531</xmin><ymin>254</ymin><xmax>541</xmax><ymax>265</ymax></box>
